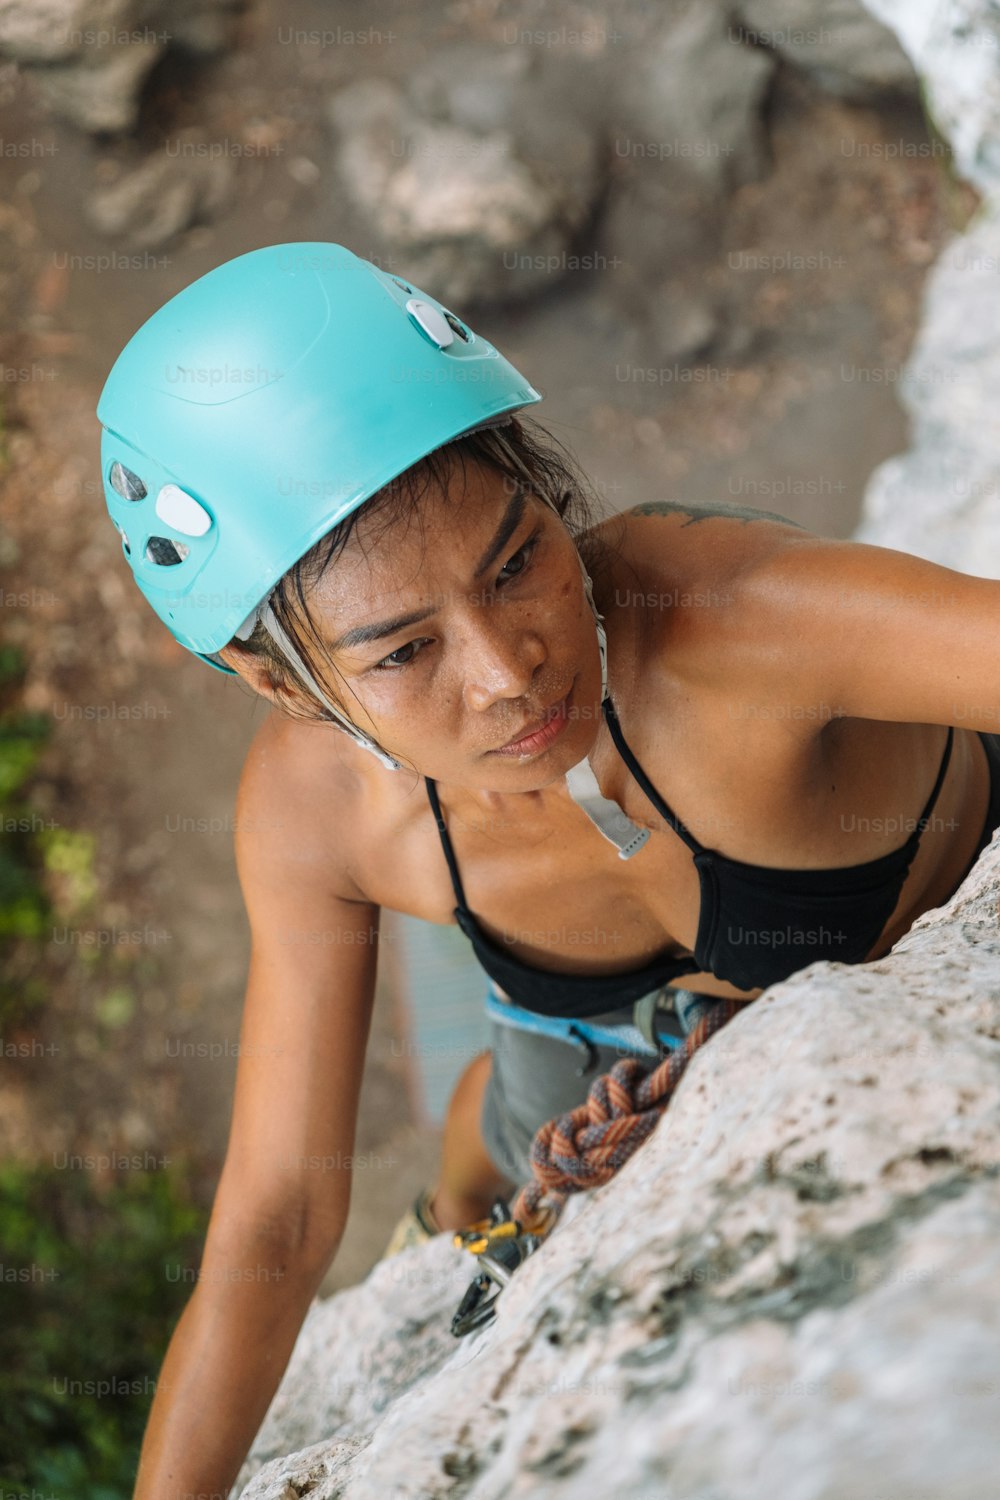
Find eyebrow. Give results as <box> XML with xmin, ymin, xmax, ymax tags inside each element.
<box><xmin>329</xmin><ymin>488</ymin><xmax>529</xmax><ymax>654</ymax></box>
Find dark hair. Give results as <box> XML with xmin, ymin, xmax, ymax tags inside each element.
<box><xmin>223</xmin><ymin>413</ymin><xmax>622</xmax><ymax>728</ymax></box>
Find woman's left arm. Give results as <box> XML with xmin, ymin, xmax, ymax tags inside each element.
<box><xmin>734</xmin><ymin>535</ymin><xmax>1000</xmax><ymax>733</ymax></box>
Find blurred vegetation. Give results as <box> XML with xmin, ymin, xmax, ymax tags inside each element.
<box><xmin>0</xmin><ymin>639</ymin><xmax>56</xmax><ymax>1022</ymax></box>
<box><xmin>0</xmin><ymin>521</ymin><xmax>104</xmax><ymax>1025</ymax></box>
<box><xmin>0</xmin><ymin>1160</ymin><xmax>209</xmax><ymax>1499</ymax></box>
<box><xmin>0</xmin><ymin>404</ymin><xmax>211</xmax><ymax>1496</ymax></box>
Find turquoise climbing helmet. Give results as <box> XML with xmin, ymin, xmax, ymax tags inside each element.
<box><xmin>96</xmin><ymin>239</ymin><xmax>542</xmax><ymax>689</ymax></box>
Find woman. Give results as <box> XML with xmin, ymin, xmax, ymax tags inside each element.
<box><xmin>98</xmin><ymin>243</ymin><xmax>1000</xmax><ymax>1497</ymax></box>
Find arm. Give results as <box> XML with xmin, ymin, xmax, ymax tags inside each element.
<box><xmin>132</xmin><ymin>732</ymin><xmax>381</xmax><ymax>1500</ymax></box>
<box><xmin>732</xmin><ymin>535</ymin><xmax>1000</xmax><ymax>733</ymax></box>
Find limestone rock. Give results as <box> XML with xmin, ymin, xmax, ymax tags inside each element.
<box><xmin>853</xmin><ymin>0</ymin><xmax>1000</xmax><ymax>571</ymax></box>
<box><xmin>599</xmin><ymin>4</ymin><xmax>776</xmax><ymax>360</ymax></box>
<box><xmin>326</xmin><ymin>52</ymin><xmax>605</xmax><ymax>306</ymax></box>
<box><xmin>0</xmin><ymin>0</ymin><xmax>241</xmax><ymax>133</ymax></box>
<box><xmin>612</xmin><ymin>5</ymin><xmax>776</xmax><ymax>194</ymax></box>
<box><xmin>233</xmin><ymin>825</ymin><xmax>1000</xmax><ymax>1499</ymax></box>
<box><xmin>0</xmin><ymin>0</ymin><xmax>113</xmax><ymax>62</ymax></box>
<box><xmin>16</xmin><ymin>29</ymin><xmax>160</xmax><ymax>134</ymax></box>
<box><xmin>852</xmin><ymin>200</ymin><xmax>1000</xmax><ymax>570</ymax></box>
<box><xmin>734</xmin><ymin>0</ymin><xmax>918</xmax><ymax>102</ymax></box>
<box><xmin>86</xmin><ymin>132</ymin><xmax>235</xmax><ymax>248</ymax></box>
<box><xmin>861</xmin><ymin>0</ymin><xmax>1000</xmax><ymax>194</ymax></box>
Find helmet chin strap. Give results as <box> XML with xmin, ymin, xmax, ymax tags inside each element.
<box><xmin>251</xmin><ymin>600</ymin><xmax>403</xmax><ymax>772</ymax></box>
<box><xmin>577</xmin><ymin>551</ymin><xmax>609</xmax><ymax>706</ymax></box>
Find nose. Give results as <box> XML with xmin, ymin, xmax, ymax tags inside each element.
<box><xmin>460</xmin><ymin>607</ymin><xmax>547</xmax><ymax>715</ymax></box>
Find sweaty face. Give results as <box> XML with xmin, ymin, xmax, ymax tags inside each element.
<box><xmin>313</xmin><ymin>459</ymin><xmax>604</xmax><ymax>789</ymax></box>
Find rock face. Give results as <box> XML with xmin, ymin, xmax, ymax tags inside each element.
<box><xmin>853</xmin><ymin>0</ymin><xmax>1000</xmax><ymax>571</ymax></box>
<box><xmin>612</xmin><ymin>4</ymin><xmax>777</xmax><ymax>193</ymax></box>
<box><xmin>86</xmin><ymin>130</ymin><xmax>236</xmax><ymax>248</ymax></box>
<box><xmin>0</xmin><ymin>0</ymin><xmax>242</xmax><ymax>132</ymax></box>
<box><xmin>326</xmin><ymin>9</ymin><xmax>778</xmax><ymax>308</ymax></box>
<box><xmin>733</xmin><ymin>0</ymin><xmax>918</xmax><ymax>102</ymax></box>
<box><xmin>327</xmin><ymin>54</ymin><xmax>605</xmax><ymax>307</ymax></box>
<box><xmin>234</xmin><ymin>830</ymin><xmax>1000</xmax><ymax>1500</ymax></box>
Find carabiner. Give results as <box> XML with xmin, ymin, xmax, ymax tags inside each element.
<box><xmin>450</xmin><ymin>1196</ymin><xmax>544</xmax><ymax>1337</ymax></box>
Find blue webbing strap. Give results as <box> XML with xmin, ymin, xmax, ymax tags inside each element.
<box><xmin>483</xmin><ymin>982</ymin><xmax>681</xmax><ymax>1059</ymax></box>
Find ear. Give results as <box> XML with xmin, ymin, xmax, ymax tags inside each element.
<box><xmin>216</xmin><ymin>641</ymin><xmax>343</xmax><ymax>723</ymax></box>
<box><xmin>215</xmin><ymin>643</ymin><xmax>286</xmax><ymax>707</ymax></box>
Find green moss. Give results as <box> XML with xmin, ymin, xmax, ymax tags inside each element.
<box><xmin>94</xmin><ymin>988</ymin><xmax>136</xmax><ymax>1030</ymax></box>
<box><xmin>38</xmin><ymin>828</ymin><xmax>99</xmax><ymax>914</ymax></box>
<box><xmin>0</xmin><ymin>680</ymin><xmax>56</xmax><ymax>1020</ymax></box>
<box><xmin>0</xmin><ymin>1161</ymin><xmax>209</xmax><ymax>1499</ymax></box>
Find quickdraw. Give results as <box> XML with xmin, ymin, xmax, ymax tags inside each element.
<box><xmin>449</xmin><ymin>1197</ymin><xmax>552</xmax><ymax>1338</ymax></box>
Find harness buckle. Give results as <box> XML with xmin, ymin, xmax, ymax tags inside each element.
<box><xmin>633</xmin><ymin>986</ymin><xmax>725</xmax><ymax>1053</ymax></box>
<box><xmin>632</xmin><ymin>987</ymin><xmax>685</xmax><ymax>1052</ymax></box>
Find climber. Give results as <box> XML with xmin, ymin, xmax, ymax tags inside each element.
<box><xmin>97</xmin><ymin>243</ymin><xmax>1000</xmax><ymax>1492</ymax></box>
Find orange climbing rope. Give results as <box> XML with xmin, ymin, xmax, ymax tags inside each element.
<box><xmin>450</xmin><ymin>995</ymin><xmax>750</xmax><ymax>1335</ymax></box>
<box><xmin>510</xmin><ymin>996</ymin><xmax>746</xmax><ymax>1237</ymax></box>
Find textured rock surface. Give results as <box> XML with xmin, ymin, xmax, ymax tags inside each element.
<box><xmin>861</xmin><ymin>0</ymin><xmax>1000</xmax><ymax>193</ymax></box>
<box><xmin>0</xmin><ymin>0</ymin><xmax>241</xmax><ymax>132</ymax></box>
<box><xmin>234</xmin><ymin>829</ymin><xmax>1000</xmax><ymax>1500</ymax></box>
<box><xmin>326</xmin><ymin>8</ymin><xmax>778</xmax><ymax>308</ymax></box>
<box><xmin>734</xmin><ymin>0</ymin><xmax>918</xmax><ymax>102</ymax></box>
<box><xmin>327</xmin><ymin>54</ymin><xmax>604</xmax><ymax>307</ymax></box>
<box><xmin>854</xmin><ymin>0</ymin><xmax>1000</xmax><ymax>570</ymax></box>
<box><xmin>613</xmin><ymin>3</ymin><xmax>776</xmax><ymax>193</ymax></box>
<box><xmin>86</xmin><ymin>131</ymin><xmax>236</xmax><ymax>248</ymax></box>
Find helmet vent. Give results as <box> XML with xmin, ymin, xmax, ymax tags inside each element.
<box><xmin>391</xmin><ymin>277</ymin><xmax>414</xmax><ymax>294</ymax></box>
<box><xmin>109</xmin><ymin>461</ymin><xmax>147</xmax><ymax>501</ymax></box>
<box><xmin>442</xmin><ymin>311</ymin><xmax>471</xmax><ymax>343</ymax></box>
<box><xmin>145</xmin><ymin>535</ymin><xmax>190</xmax><ymax>566</ymax></box>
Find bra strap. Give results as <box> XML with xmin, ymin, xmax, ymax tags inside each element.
<box><xmin>912</xmin><ymin>724</ymin><xmax>954</xmax><ymax>838</ymax></box>
<box><xmin>601</xmin><ymin>697</ymin><xmax>706</xmax><ymax>855</ymax></box>
<box><xmin>424</xmin><ymin>778</ymin><xmax>470</xmax><ymax>909</ymax></box>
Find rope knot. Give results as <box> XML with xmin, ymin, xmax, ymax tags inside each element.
<box><xmin>512</xmin><ymin>997</ymin><xmax>744</xmax><ymax>1233</ymax></box>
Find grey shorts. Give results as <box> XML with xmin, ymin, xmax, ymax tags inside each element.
<box><xmin>479</xmin><ymin>996</ymin><xmax>681</xmax><ymax>1186</ymax></box>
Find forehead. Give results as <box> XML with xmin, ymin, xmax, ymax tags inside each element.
<box><xmin>310</xmin><ymin>459</ymin><xmax>526</xmax><ymax>616</ymax></box>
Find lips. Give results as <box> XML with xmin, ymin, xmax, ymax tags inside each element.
<box><xmin>494</xmin><ymin>696</ymin><xmax>566</xmax><ymax>756</ymax></box>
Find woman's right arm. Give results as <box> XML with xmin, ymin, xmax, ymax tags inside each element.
<box><xmin>132</xmin><ymin>726</ymin><xmax>383</xmax><ymax>1500</ymax></box>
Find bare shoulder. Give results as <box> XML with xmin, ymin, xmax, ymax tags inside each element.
<box><xmin>616</xmin><ymin>498</ymin><xmax>811</xmax><ymax>590</ymax></box>
<box><xmin>234</xmin><ymin>708</ymin><xmax>371</xmax><ymax>905</ymax></box>
<box><xmin>596</xmin><ymin>498</ymin><xmax>816</xmax><ymax>685</ymax></box>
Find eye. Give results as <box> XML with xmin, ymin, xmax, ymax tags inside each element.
<box><xmin>497</xmin><ymin>531</ymin><xmax>540</xmax><ymax>585</ymax></box>
<box><xmin>371</xmin><ymin>528</ymin><xmax>542</xmax><ymax>669</ymax></box>
<box><xmin>372</xmin><ymin>639</ymin><xmax>428</xmax><ymax>671</ymax></box>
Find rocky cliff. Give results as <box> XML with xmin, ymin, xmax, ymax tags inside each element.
<box><xmin>234</xmin><ymin>829</ymin><xmax>1000</xmax><ymax>1500</ymax></box>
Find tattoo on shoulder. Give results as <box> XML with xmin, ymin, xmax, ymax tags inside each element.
<box><xmin>629</xmin><ymin>500</ymin><xmax>806</xmax><ymax>530</ymax></box>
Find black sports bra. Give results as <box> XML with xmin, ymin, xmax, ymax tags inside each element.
<box><xmin>424</xmin><ymin>696</ymin><xmax>955</xmax><ymax>1018</ymax></box>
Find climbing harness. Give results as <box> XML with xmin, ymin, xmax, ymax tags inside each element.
<box><xmin>485</xmin><ymin>982</ymin><xmax>671</xmax><ymax>1071</ymax></box>
<box><xmin>450</xmin><ymin>985</ymin><xmax>747</xmax><ymax>1336</ymax></box>
<box><xmin>483</xmin><ymin>980</ymin><xmax>726</xmax><ymax>1071</ymax></box>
